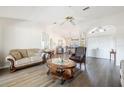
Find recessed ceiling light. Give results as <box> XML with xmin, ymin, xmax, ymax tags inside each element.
<box><xmin>89</xmin><ymin>26</ymin><xmax>106</xmax><ymax>34</ymax></box>
<box><xmin>53</xmin><ymin>22</ymin><xmax>57</xmax><ymax>24</ymax></box>
<box><xmin>99</xmin><ymin>29</ymin><xmax>105</xmax><ymax>32</ymax></box>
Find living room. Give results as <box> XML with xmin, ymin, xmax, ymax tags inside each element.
<box><xmin>0</xmin><ymin>6</ymin><xmax>124</xmax><ymax>87</ymax></box>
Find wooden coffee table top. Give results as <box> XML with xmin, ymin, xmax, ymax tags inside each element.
<box><xmin>47</xmin><ymin>58</ymin><xmax>76</xmax><ymax>69</ymax></box>
<box><xmin>47</xmin><ymin>58</ymin><xmax>76</xmax><ymax>83</ymax></box>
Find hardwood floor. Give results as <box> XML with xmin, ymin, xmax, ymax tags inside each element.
<box><xmin>0</xmin><ymin>57</ymin><xmax>120</xmax><ymax>87</ymax></box>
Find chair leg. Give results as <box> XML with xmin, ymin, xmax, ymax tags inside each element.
<box><xmin>47</xmin><ymin>69</ymin><xmax>50</xmax><ymax>75</ymax></box>
<box><xmin>84</xmin><ymin>63</ymin><xmax>86</xmax><ymax>70</ymax></box>
<box><xmin>61</xmin><ymin>79</ymin><xmax>65</xmax><ymax>85</ymax></box>
<box><xmin>80</xmin><ymin>63</ymin><xmax>82</xmax><ymax>70</ymax></box>
<box><xmin>10</xmin><ymin>66</ymin><xmax>16</xmax><ymax>72</ymax></box>
<box><xmin>84</xmin><ymin>58</ymin><xmax>86</xmax><ymax>70</ymax></box>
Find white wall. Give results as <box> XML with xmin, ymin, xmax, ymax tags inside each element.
<box><xmin>1</xmin><ymin>12</ymin><xmax>124</xmax><ymax>67</ymax></box>
<box><xmin>1</xmin><ymin>19</ymin><xmax>45</xmax><ymax>67</ymax></box>
<box><xmin>3</xmin><ymin>22</ymin><xmax>43</xmax><ymax>55</ymax></box>
<box><xmin>0</xmin><ymin>25</ymin><xmax>3</xmax><ymax>67</ymax></box>
<box><xmin>86</xmin><ymin>12</ymin><xmax>124</xmax><ymax>65</ymax></box>
<box><xmin>87</xmin><ymin>35</ymin><xmax>115</xmax><ymax>59</ymax></box>
<box><xmin>0</xmin><ymin>18</ymin><xmax>65</xmax><ymax>68</ymax></box>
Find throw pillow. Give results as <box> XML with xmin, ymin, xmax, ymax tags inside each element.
<box><xmin>10</xmin><ymin>51</ymin><xmax>22</xmax><ymax>60</ymax></box>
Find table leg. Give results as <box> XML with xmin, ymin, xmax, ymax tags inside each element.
<box><xmin>61</xmin><ymin>79</ymin><xmax>65</xmax><ymax>85</ymax></box>
<box><xmin>47</xmin><ymin>69</ymin><xmax>50</xmax><ymax>75</ymax></box>
<box><xmin>80</xmin><ymin>63</ymin><xmax>82</xmax><ymax>70</ymax></box>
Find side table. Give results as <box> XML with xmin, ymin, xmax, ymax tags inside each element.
<box><xmin>110</xmin><ymin>51</ymin><xmax>116</xmax><ymax>64</ymax></box>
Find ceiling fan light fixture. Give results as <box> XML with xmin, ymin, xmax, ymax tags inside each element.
<box><xmin>60</xmin><ymin>16</ymin><xmax>76</xmax><ymax>25</ymax></box>
<box><xmin>65</xmin><ymin>16</ymin><xmax>74</xmax><ymax>20</ymax></box>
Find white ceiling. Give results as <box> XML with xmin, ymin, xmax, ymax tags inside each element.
<box><xmin>0</xmin><ymin>6</ymin><xmax>124</xmax><ymax>38</ymax></box>
<box><xmin>0</xmin><ymin>6</ymin><xmax>123</xmax><ymax>24</ymax></box>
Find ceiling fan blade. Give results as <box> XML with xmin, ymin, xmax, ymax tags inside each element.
<box><xmin>60</xmin><ymin>20</ymin><xmax>66</xmax><ymax>25</ymax></box>
<box><xmin>70</xmin><ymin>21</ymin><xmax>76</xmax><ymax>25</ymax></box>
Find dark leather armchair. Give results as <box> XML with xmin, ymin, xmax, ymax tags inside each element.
<box><xmin>69</xmin><ymin>47</ymin><xmax>86</xmax><ymax>70</ymax></box>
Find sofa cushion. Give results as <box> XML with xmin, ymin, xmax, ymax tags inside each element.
<box><xmin>10</xmin><ymin>51</ymin><xmax>23</xmax><ymax>60</ymax></box>
<box><xmin>15</xmin><ymin>58</ymin><xmax>31</xmax><ymax>67</ymax></box>
<box><xmin>33</xmin><ymin>53</ymin><xmax>41</xmax><ymax>56</ymax></box>
<box><xmin>30</xmin><ymin>56</ymin><xmax>43</xmax><ymax>63</ymax></box>
<box><xmin>69</xmin><ymin>56</ymin><xmax>80</xmax><ymax>62</ymax></box>
<box><xmin>18</xmin><ymin>49</ymin><xmax>28</xmax><ymax>58</ymax></box>
<box><xmin>27</xmin><ymin>49</ymin><xmax>41</xmax><ymax>57</ymax></box>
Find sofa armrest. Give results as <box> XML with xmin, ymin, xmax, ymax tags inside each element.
<box><xmin>41</xmin><ymin>53</ymin><xmax>48</xmax><ymax>62</ymax></box>
<box><xmin>6</xmin><ymin>55</ymin><xmax>17</xmax><ymax>72</ymax></box>
<box><xmin>6</xmin><ymin>55</ymin><xmax>15</xmax><ymax>66</ymax></box>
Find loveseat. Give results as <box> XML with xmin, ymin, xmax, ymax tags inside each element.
<box><xmin>6</xmin><ymin>48</ymin><xmax>47</xmax><ymax>72</ymax></box>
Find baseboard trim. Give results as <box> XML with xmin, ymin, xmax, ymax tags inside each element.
<box><xmin>87</xmin><ymin>56</ymin><xmax>109</xmax><ymax>60</ymax></box>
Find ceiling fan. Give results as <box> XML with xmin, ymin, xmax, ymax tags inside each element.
<box><xmin>53</xmin><ymin>6</ymin><xmax>90</xmax><ymax>26</ymax></box>
<box><xmin>60</xmin><ymin>16</ymin><xmax>76</xmax><ymax>25</ymax></box>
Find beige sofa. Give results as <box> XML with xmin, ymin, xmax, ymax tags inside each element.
<box><xmin>120</xmin><ymin>60</ymin><xmax>124</xmax><ymax>87</ymax></box>
<box><xmin>6</xmin><ymin>48</ymin><xmax>46</xmax><ymax>72</ymax></box>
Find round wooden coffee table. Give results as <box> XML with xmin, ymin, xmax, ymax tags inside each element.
<box><xmin>47</xmin><ymin>58</ymin><xmax>76</xmax><ymax>84</ymax></box>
